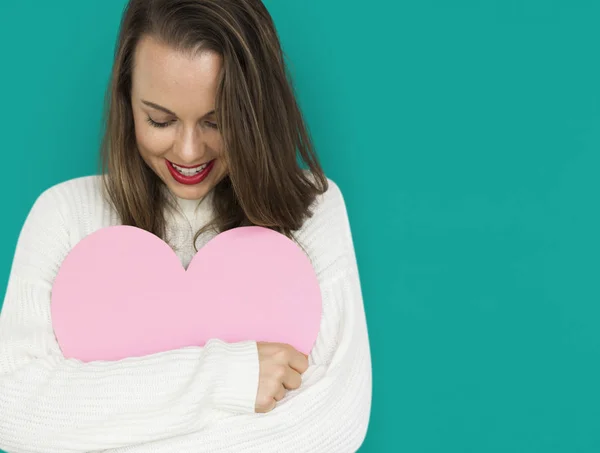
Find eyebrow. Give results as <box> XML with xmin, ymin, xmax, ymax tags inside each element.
<box><xmin>141</xmin><ymin>100</ymin><xmax>215</xmax><ymax>118</ymax></box>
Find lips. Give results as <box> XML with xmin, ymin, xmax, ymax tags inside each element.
<box><xmin>166</xmin><ymin>159</ymin><xmax>215</xmax><ymax>185</ymax></box>
<box><xmin>170</xmin><ymin>161</ymin><xmax>209</xmax><ymax>175</ymax></box>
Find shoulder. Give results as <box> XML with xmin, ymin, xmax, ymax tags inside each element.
<box><xmin>31</xmin><ymin>174</ymin><xmax>108</xmax><ymax>219</ymax></box>
<box><xmin>32</xmin><ymin>174</ymin><xmax>101</xmax><ymax>202</ymax></box>
<box><xmin>40</xmin><ymin>174</ymin><xmax>105</xmax><ymax>204</ymax></box>
<box><xmin>300</xmin><ymin>171</ymin><xmax>348</xmax><ymax>221</ymax></box>
<box><xmin>9</xmin><ymin>175</ymin><xmax>108</xmax><ymax>281</ymax></box>
<box><xmin>26</xmin><ymin>174</ymin><xmax>117</xmax><ymax>245</ymax></box>
<box><xmin>26</xmin><ymin>175</ymin><xmax>93</xmax><ymax>220</ymax></box>
<box><xmin>305</xmin><ymin>177</ymin><xmax>349</xmax><ymax>235</ymax></box>
<box><xmin>295</xmin><ymin>177</ymin><xmax>357</xmax><ymax>280</ymax></box>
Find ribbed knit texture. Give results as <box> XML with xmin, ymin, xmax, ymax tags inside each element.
<box><xmin>0</xmin><ymin>175</ymin><xmax>372</xmax><ymax>453</ymax></box>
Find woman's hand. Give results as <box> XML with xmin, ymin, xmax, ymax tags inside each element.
<box><xmin>254</xmin><ymin>342</ymin><xmax>309</xmax><ymax>413</ymax></box>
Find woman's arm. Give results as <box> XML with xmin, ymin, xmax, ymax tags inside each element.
<box><xmin>112</xmin><ymin>180</ymin><xmax>373</xmax><ymax>453</ymax></box>
<box><xmin>0</xmin><ymin>188</ymin><xmax>260</xmax><ymax>453</ymax></box>
<box><xmin>182</xmin><ymin>268</ymin><xmax>372</xmax><ymax>453</ymax></box>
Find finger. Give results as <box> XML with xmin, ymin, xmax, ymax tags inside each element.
<box><xmin>282</xmin><ymin>367</ymin><xmax>302</xmax><ymax>390</ymax></box>
<box><xmin>258</xmin><ymin>398</ymin><xmax>277</xmax><ymax>413</ymax></box>
<box><xmin>273</xmin><ymin>384</ymin><xmax>287</xmax><ymax>401</ymax></box>
<box><xmin>288</xmin><ymin>349</ymin><xmax>309</xmax><ymax>374</ymax></box>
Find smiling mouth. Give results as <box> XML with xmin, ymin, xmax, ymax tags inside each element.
<box><xmin>169</xmin><ymin>160</ymin><xmax>212</xmax><ymax>176</ymax></box>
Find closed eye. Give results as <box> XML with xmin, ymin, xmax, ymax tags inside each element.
<box><xmin>145</xmin><ymin>116</ymin><xmax>218</xmax><ymax>130</ymax></box>
<box><xmin>146</xmin><ymin>116</ymin><xmax>170</xmax><ymax>128</ymax></box>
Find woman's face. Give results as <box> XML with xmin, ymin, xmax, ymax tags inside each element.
<box><xmin>130</xmin><ymin>35</ymin><xmax>227</xmax><ymax>200</ymax></box>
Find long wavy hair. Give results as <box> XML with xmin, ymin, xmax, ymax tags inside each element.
<box><xmin>99</xmin><ymin>0</ymin><xmax>327</xmax><ymax>248</ymax></box>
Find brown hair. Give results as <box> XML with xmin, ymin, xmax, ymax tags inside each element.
<box><xmin>99</xmin><ymin>0</ymin><xmax>327</xmax><ymax>249</ymax></box>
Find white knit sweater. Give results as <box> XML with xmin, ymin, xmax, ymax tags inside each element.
<box><xmin>0</xmin><ymin>175</ymin><xmax>372</xmax><ymax>453</ymax></box>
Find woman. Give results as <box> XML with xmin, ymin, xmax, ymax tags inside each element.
<box><xmin>0</xmin><ymin>0</ymin><xmax>372</xmax><ymax>452</ymax></box>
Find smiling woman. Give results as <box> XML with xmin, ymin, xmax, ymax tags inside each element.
<box><xmin>0</xmin><ymin>1</ymin><xmax>372</xmax><ymax>452</ymax></box>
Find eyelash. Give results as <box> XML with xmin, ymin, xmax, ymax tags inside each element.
<box><xmin>145</xmin><ymin>116</ymin><xmax>218</xmax><ymax>130</ymax></box>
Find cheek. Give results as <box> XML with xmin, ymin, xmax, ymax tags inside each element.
<box><xmin>135</xmin><ymin>124</ymin><xmax>172</xmax><ymax>157</ymax></box>
<box><xmin>209</xmin><ymin>135</ymin><xmax>225</xmax><ymax>157</ymax></box>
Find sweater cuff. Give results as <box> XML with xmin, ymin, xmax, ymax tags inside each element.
<box><xmin>208</xmin><ymin>339</ymin><xmax>259</xmax><ymax>414</ymax></box>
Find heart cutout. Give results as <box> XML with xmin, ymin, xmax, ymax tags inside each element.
<box><xmin>50</xmin><ymin>225</ymin><xmax>322</xmax><ymax>362</ymax></box>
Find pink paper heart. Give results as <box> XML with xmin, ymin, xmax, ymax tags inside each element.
<box><xmin>50</xmin><ymin>225</ymin><xmax>322</xmax><ymax>362</ymax></box>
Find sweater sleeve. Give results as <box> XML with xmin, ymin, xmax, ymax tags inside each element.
<box><xmin>0</xmin><ymin>188</ymin><xmax>260</xmax><ymax>453</ymax></box>
<box><xmin>109</xmin><ymin>180</ymin><xmax>373</xmax><ymax>453</ymax></box>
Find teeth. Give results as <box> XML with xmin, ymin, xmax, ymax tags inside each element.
<box><xmin>172</xmin><ymin>162</ymin><xmax>208</xmax><ymax>176</ymax></box>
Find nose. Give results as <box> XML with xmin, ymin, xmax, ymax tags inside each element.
<box><xmin>173</xmin><ymin>124</ymin><xmax>205</xmax><ymax>164</ymax></box>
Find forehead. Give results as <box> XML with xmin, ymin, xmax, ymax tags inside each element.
<box><xmin>131</xmin><ymin>35</ymin><xmax>222</xmax><ymax>108</ymax></box>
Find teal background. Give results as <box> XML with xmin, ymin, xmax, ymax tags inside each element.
<box><xmin>1</xmin><ymin>1</ymin><xmax>599</xmax><ymax>452</ymax></box>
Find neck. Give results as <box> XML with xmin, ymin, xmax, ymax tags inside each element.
<box><xmin>161</xmin><ymin>183</ymin><xmax>214</xmax><ymax>226</ymax></box>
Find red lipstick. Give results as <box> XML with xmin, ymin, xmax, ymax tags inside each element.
<box><xmin>166</xmin><ymin>159</ymin><xmax>215</xmax><ymax>185</ymax></box>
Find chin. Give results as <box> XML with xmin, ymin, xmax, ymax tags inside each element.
<box><xmin>166</xmin><ymin>181</ymin><xmax>213</xmax><ymax>200</ymax></box>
